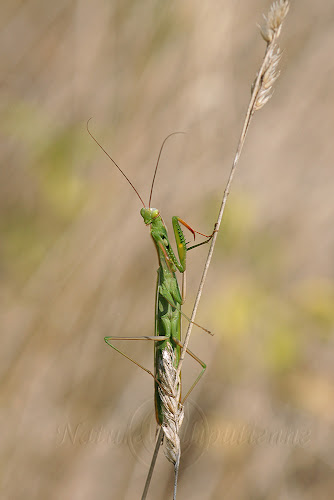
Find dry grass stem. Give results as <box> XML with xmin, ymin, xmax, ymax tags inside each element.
<box><xmin>175</xmin><ymin>0</ymin><xmax>289</xmax><ymax>385</ymax></box>
<box><xmin>141</xmin><ymin>427</ymin><xmax>164</xmax><ymax>500</ymax></box>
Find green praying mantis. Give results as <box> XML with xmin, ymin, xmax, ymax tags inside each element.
<box><xmin>88</xmin><ymin>123</ymin><xmax>215</xmax><ymax>497</ymax></box>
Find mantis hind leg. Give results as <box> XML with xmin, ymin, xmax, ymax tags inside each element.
<box><xmin>158</xmin><ymin>284</ymin><xmax>212</xmax><ymax>335</ymax></box>
<box><xmin>173</xmin><ymin>338</ymin><xmax>207</xmax><ymax>403</ymax></box>
<box><xmin>104</xmin><ymin>335</ymin><xmax>169</xmax><ymax>393</ymax></box>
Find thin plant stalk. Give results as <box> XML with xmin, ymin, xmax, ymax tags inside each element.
<box><xmin>176</xmin><ymin>0</ymin><xmax>289</xmax><ymax>380</ymax></box>
<box><xmin>141</xmin><ymin>427</ymin><xmax>164</xmax><ymax>500</ymax></box>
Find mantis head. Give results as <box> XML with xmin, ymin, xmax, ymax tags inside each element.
<box><xmin>140</xmin><ymin>207</ymin><xmax>160</xmax><ymax>225</ymax></box>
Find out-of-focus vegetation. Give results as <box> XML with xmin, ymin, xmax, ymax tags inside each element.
<box><xmin>1</xmin><ymin>2</ymin><xmax>334</xmax><ymax>499</ymax></box>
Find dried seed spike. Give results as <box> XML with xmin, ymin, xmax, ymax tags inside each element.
<box><xmin>253</xmin><ymin>44</ymin><xmax>282</xmax><ymax>110</ymax></box>
<box><xmin>260</xmin><ymin>0</ymin><xmax>289</xmax><ymax>43</ymax></box>
<box><xmin>157</xmin><ymin>344</ymin><xmax>184</xmax><ymax>466</ymax></box>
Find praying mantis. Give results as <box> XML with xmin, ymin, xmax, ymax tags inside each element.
<box><xmin>88</xmin><ymin>123</ymin><xmax>215</xmax><ymax>498</ymax></box>
<box><xmin>85</xmin><ymin>3</ymin><xmax>289</xmax><ymax>498</ymax></box>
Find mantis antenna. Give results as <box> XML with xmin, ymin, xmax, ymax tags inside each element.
<box><xmin>87</xmin><ymin>118</ymin><xmax>146</xmax><ymax>207</ymax></box>
<box><xmin>148</xmin><ymin>131</ymin><xmax>186</xmax><ymax>208</ymax></box>
<box><xmin>87</xmin><ymin>119</ymin><xmax>185</xmax><ymax>209</ymax></box>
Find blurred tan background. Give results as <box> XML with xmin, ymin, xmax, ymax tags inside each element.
<box><xmin>1</xmin><ymin>1</ymin><xmax>334</xmax><ymax>499</ymax></box>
